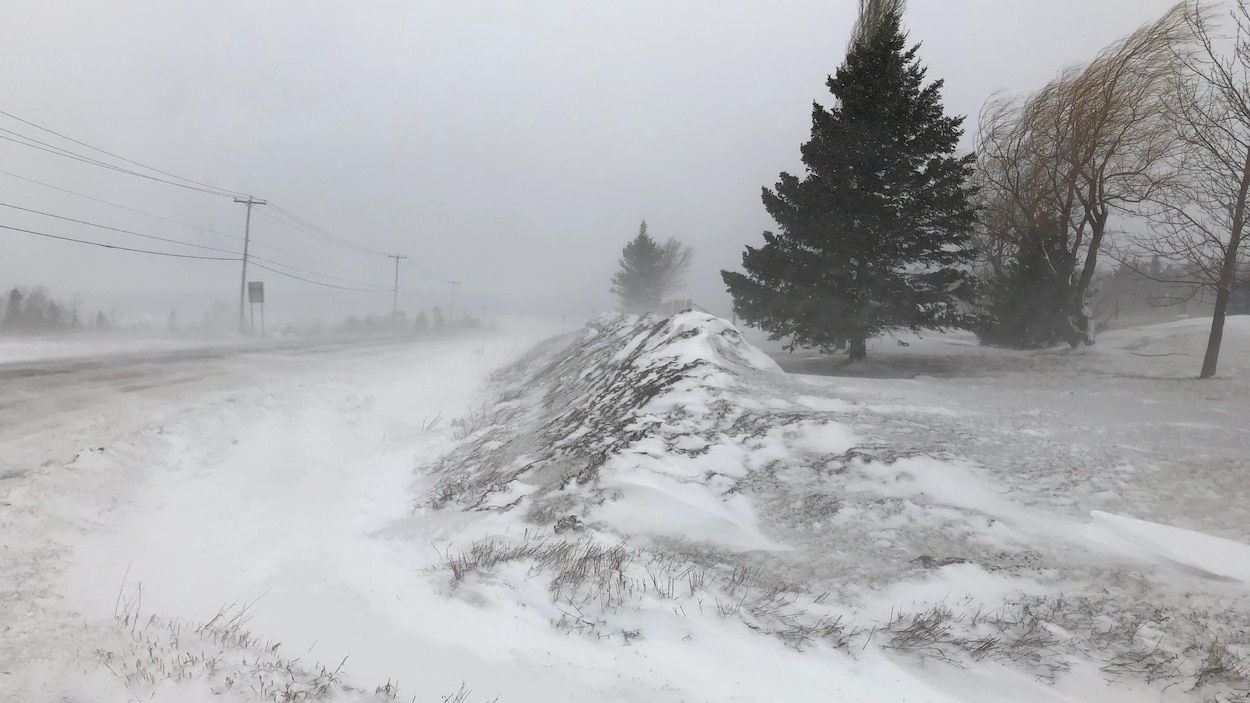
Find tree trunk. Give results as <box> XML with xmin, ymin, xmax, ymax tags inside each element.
<box><xmin>1070</xmin><ymin>210</ymin><xmax>1107</xmax><ymax>347</ymax></box>
<box><xmin>1200</xmin><ymin>144</ymin><xmax>1250</xmax><ymax>379</ymax></box>
<box><xmin>1201</xmin><ymin>287</ymin><xmax>1231</xmax><ymax>379</ymax></box>
<box><xmin>848</xmin><ymin>336</ymin><xmax>867</xmax><ymax>361</ymax></box>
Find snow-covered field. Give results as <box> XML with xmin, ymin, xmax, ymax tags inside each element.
<box><xmin>2</xmin><ymin>314</ymin><xmax>1248</xmax><ymax>702</ymax></box>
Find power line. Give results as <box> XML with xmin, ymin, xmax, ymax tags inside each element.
<box><xmin>247</xmin><ymin>256</ymin><xmax>387</xmax><ymax>288</ymax></box>
<box><xmin>0</xmin><ymin>108</ymin><xmax>414</xmax><ymax>293</ymax></box>
<box><xmin>253</xmin><ymin>207</ymin><xmax>356</xmax><ymax>252</ymax></box>
<box><xmin>4</xmin><ymin>218</ymin><xmax>387</xmax><ymax>288</ymax></box>
<box><xmin>0</xmin><ymin>222</ymin><xmax>240</xmax><ymax>260</ymax></box>
<box><xmin>0</xmin><ymin>109</ymin><xmax>419</xmax><ymax>276</ymax></box>
<box><xmin>0</xmin><ymin>109</ymin><xmax>247</xmax><ymax>197</ymax></box>
<box><xmin>266</xmin><ymin>203</ymin><xmax>387</xmax><ymax>256</ymax></box>
<box><xmin>0</xmin><ymin>131</ymin><xmax>238</xmax><ymax>198</ymax></box>
<box><xmin>248</xmin><ymin>260</ymin><xmax>390</xmax><ymax>292</ymax></box>
<box><xmin>1</xmin><ymin>196</ymin><xmax>383</xmax><ymax>288</ymax></box>
<box><xmin>0</xmin><ymin>200</ymin><xmax>243</xmax><ymax>256</ymax></box>
<box><xmin>0</xmin><ymin>167</ymin><xmax>238</xmax><ymax>240</ymax></box>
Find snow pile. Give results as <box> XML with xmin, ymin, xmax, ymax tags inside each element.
<box><xmin>425</xmin><ymin>311</ymin><xmax>786</xmax><ymax>547</ymax></box>
<box><xmin>419</xmin><ymin>313</ymin><xmax>1250</xmax><ymax>700</ymax></box>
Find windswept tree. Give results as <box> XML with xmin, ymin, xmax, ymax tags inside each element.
<box><xmin>976</xmin><ymin>3</ymin><xmax>1195</xmax><ymax>347</ymax></box>
<box><xmin>723</xmin><ymin>0</ymin><xmax>977</xmax><ymax>360</ymax></box>
<box><xmin>610</xmin><ymin>221</ymin><xmax>694</xmax><ymax>314</ymax></box>
<box><xmin>1132</xmin><ymin>1</ymin><xmax>1250</xmax><ymax>378</ymax></box>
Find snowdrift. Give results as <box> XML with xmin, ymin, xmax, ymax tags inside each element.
<box><xmin>424</xmin><ymin>311</ymin><xmax>787</xmax><ymax>548</ymax></box>
<box><xmin>419</xmin><ymin>313</ymin><xmax>1250</xmax><ymax>700</ymax></box>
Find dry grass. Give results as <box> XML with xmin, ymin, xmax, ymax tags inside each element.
<box><xmin>95</xmin><ymin>585</ymin><xmax>493</xmax><ymax>702</ymax></box>
<box><xmin>443</xmin><ymin>533</ymin><xmax>858</xmax><ymax>651</ymax></box>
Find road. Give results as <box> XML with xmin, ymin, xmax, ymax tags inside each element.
<box><xmin>0</xmin><ymin>328</ymin><xmax>577</xmax><ymax>701</ymax></box>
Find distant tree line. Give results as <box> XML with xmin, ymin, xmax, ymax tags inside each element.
<box><xmin>335</xmin><ymin>306</ymin><xmax>490</xmax><ymax>337</ymax></box>
<box><xmin>1</xmin><ymin>286</ymin><xmax>110</xmax><ymax>334</ymax></box>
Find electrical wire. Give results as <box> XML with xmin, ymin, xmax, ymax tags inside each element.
<box><xmin>266</xmin><ymin>203</ymin><xmax>387</xmax><ymax>256</ymax></box>
<box><xmin>0</xmin><ymin>200</ymin><xmax>243</xmax><ymax>256</ymax></box>
<box><xmin>0</xmin><ymin>109</ymin><xmax>248</xmax><ymax>197</ymax></box>
<box><xmin>253</xmin><ymin>207</ymin><xmax>389</xmax><ymax>260</ymax></box>
<box><xmin>0</xmin><ymin>167</ymin><xmax>238</xmax><ymax>240</ymax></box>
<box><xmin>0</xmin><ymin>109</ymin><xmax>415</xmax><ymax>290</ymax></box>
<box><xmin>253</xmin><ymin>207</ymin><xmax>352</xmax><ymax>251</ymax></box>
<box><xmin>246</xmin><ymin>255</ymin><xmax>388</xmax><ymax>288</ymax></box>
<box><xmin>1</xmin><ymin>197</ymin><xmax>386</xmax><ymax>290</ymax></box>
<box><xmin>0</xmin><ymin>131</ymin><xmax>239</xmax><ymax>198</ymax></box>
<box><xmin>0</xmin><ymin>222</ymin><xmax>240</xmax><ymax>260</ymax></box>
<box><xmin>248</xmin><ymin>260</ymin><xmax>390</xmax><ymax>292</ymax></box>
<box><xmin>0</xmin><ymin>109</ymin><xmax>412</xmax><ymax>272</ymax></box>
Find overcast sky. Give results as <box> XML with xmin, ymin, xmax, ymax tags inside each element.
<box><xmin>0</xmin><ymin>0</ymin><xmax>1184</xmax><ymax>328</ymax></box>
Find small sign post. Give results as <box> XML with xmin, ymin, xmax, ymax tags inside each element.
<box><xmin>248</xmin><ymin>281</ymin><xmax>265</xmax><ymax>336</ymax></box>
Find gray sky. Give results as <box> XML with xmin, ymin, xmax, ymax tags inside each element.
<box><xmin>0</xmin><ymin>0</ymin><xmax>1183</xmax><ymax>328</ymax></box>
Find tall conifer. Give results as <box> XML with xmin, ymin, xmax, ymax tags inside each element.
<box><xmin>723</xmin><ymin>6</ymin><xmax>977</xmax><ymax>359</ymax></box>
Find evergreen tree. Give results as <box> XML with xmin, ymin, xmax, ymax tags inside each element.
<box><xmin>978</xmin><ymin>220</ymin><xmax>1073</xmax><ymax>348</ymax></box>
<box><xmin>3</xmin><ymin>288</ymin><xmax>21</xmax><ymax>331</ymax></box>
<box><xmin>610</xmin><ymin>221</ymin><xmax>693</xmax><ymax>314</ymax></box>
<box><xmin>611</xmin><ymin>222</ymin><xmax>664</xmax><ymax>313</ymax></box>
<box><xmin>722</xmin><ymin>6</ymin><xmax>977</xmax><ymax>360</ymax></box>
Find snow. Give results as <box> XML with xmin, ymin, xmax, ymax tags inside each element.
<box><xmin>0</xmin><ymin>332</ymin><xmax>249</xmax><ymax>365</ymax></box>
<box><xmin>1087</xmin><ymin>510</ymin><xmax>1250</xmax><ymax>584</ymax></box>
<box><xmin>592</xmin><ymin>461</ymin><xmax>787</xmax><ymax>551</ymax></box>
<box><xmin>3</xmin><ymin>313</ymin><xmax>1249</xmax><ymax>702</ymax></box>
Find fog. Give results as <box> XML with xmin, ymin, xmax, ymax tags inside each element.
<box><xmin>0</xmin><ymin>0</ymin><xmax>1180</xmax><ymax>328</ymax></box>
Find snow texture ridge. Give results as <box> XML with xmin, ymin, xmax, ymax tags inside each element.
<box><xmin>425</xmin><ymin>311</ymin><xmax>784</xmax><ymax>539</ymax></box>
<box><xmin>421</xmin><ymin>312</ymin><xmax>1250</xmax><ymax>701</ymax></box>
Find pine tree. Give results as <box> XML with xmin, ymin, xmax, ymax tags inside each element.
<box><xmin>3</xmin><ymin>288</ymin><xmax>23</xmax><ymax>332</ymax></box>
<box><xmin>611</xmin><ymin>222</ymin><xmax>664</xmax><ymax>313</ymax></box>
<box><xmin>610</xmin><ymin>221</ymin><xmax>693</xmax><ymax>314</ymax></box>
<box><xmin>722</xmin><ymin>6</ymin><xmax>977</xmax><ymax>360</ymax></box>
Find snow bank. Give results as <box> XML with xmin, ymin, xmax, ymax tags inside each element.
<box><xmin>424</xmin><ymin>311</ymin><xmax>791</xmax><ymax>549</ymax></box>
<box><xmin>418</xmin><ymin>313</ymin><xmax>1250</xmax><ymax>700</ymax></box>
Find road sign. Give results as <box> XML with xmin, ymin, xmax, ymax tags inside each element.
<box><xmin>248</xmin><ymin>281</ymin><xmax>265</xmax><ymax>304</ymax></box>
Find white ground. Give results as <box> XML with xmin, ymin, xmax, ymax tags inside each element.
<box><xmin>1</xmin><ymin>315</ymin><xmax>1248</xmax><ymax>702</ymax></box>
<box><xmin>0</xmin><ymin>333</ymin><xmax>249</xmax><ymax>365</ymax></box>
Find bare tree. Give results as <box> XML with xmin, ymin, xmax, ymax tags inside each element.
<box><xmin>977</xmin><ymin>4</ymin><xmax>1195</xmax><ymax>346</ymax></box>
<box><xmin>1137</xmin><ymin>1</ymin><xmax>1250</xmax><ymax>377</ymax></box>
<box><xmin>656</xmin><ymin>236</ymin><xmax>694</xmax><ymax>302</ymax></box>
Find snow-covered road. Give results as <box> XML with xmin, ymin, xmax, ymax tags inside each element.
<box><xmin>2</xmin><ymin>331</ymin><xmax>600</xmax><ymax>700</ymax></box>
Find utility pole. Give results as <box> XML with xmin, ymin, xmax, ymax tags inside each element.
<box><xmin>234</xmin><ymin>196</ymin><xmax>266</xmax><ymax>332</ymax></box>
<box><xmin>388</xmin><ymin>253</ymin><xmax>407</xmax><ymax>329</ymax></box>
<box><xmin>447</xmin><ymin>278</ymin><xmax>462</xmax><ymax>317</ymax></box>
